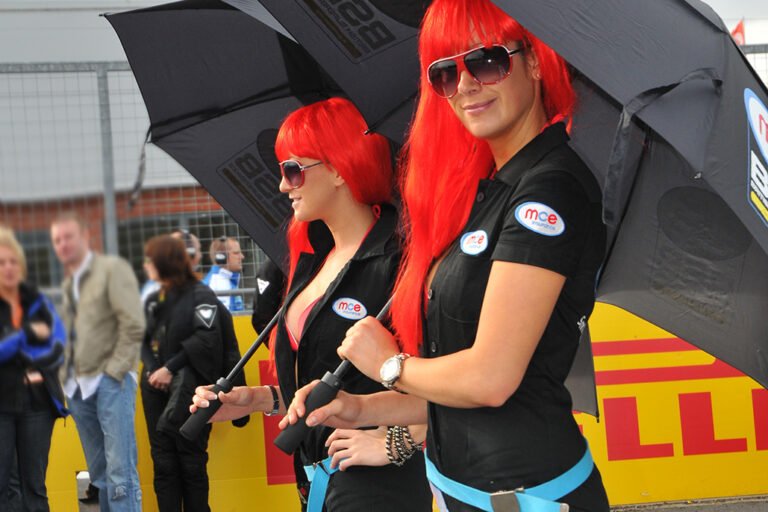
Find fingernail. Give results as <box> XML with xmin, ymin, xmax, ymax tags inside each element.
<box><xmin>307</xmin><ymin>416</ymin><xmax>317</xmax><ymax>427</ymax></box>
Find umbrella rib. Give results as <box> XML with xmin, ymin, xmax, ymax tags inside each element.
<box><xmin>364</xmin><ymin>92</ymin><xmax>418</xmax><ymax>136</ymax></box>
<box><xmin>148</xmin><ymin>83</ymin><xmax>301</xmax><ymax>142</ymax></box>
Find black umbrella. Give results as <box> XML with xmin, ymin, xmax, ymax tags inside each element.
<box><xmin>246</xmin><ymin>0</ymin><xmax>768</xmax><ymax>392</ymax></box>
<box><xmin>243</xmin><ymin>0</ymin><xmax>429</xmax><ymax>142</ymax></box>
<box><xmin>491</xmin><ymin>0</ymin><xmax>768</xmax><ymax>389</ymax></box>
<box><xmin>105</xmin><ymin>0</ymin><xmax>346</xmax><ymax>269</ymax></box>
<box><xmin>106</xmin><ymin>0</ymin><xmax>599</xmax><ymax>416</ymax></box>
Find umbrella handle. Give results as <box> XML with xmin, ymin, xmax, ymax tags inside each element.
<box><xmin>273</xmin><ymin>369</ymin><xmax>345</xmax><ymax>454</ymax></box>
<box><xmin>273</xmin><ymin>297</ymin><xmax>393</xmax><ymax>455</ymax></box>
<box><xmin>179</xmin><ymin>376</ymin><xmax>232</xmax><ymax>440</ymax></box>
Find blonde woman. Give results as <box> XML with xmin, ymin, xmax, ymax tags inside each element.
<box><xmin>0</xmin><ymin>227</ymin><xmax>66</xmax><ymax>511</ymax></box>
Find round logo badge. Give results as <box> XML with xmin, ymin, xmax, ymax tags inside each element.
<box><xmin>514</xmin><ymin>202</ymin><xmax>566</xmax><ymax>236</ymax></box>
<box><xmin>460</xmin><ymin>230</ymin><xmax>489</xmax><ymax>255</ymax></box>
<box><xmin>332</xmin><ymin>298</ymin><xmax>367</xmax><ymax>320</ymax></box>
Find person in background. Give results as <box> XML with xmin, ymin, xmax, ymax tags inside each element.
<box><xmin>202</xmin><ymin>237</ymin><xmax>245</xmax><ymax>312</ymax></box>
<box><xmin>282</xmin><ymin>1</ymin><xmax>610</xmax><ymax>511</ymax></box>
<box><xmin>141</xmin><ymin>229</ymin><xmax>202</xmax><ymax>305</ymax></box>
<box><xmin>0</xmin><ymin>226</ymin><xmax>67</xmax><ymax>512</ymax></box>
<box><xmin>50</xmin><ymin>213</ymin><xmax>144</xmax><ymax>512</ymax></box>
<box><xmin>141</xmin><ymin>235</ymin><xmax>224</xmax><ymax>512</ymax></box>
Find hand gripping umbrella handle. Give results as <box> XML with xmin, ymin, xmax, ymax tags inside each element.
<box><xmin>178</xmin><ymin>376</ymin><xmax>232</xmax><ymax>440</ymax></box>
<box><xmin>273</xmin><ymin>297</ymin><xmax>393</xmax><ymax>455</ymax></box>
<box><xmin>179</xmin><ymin>308</ymin><xmax>281</xmax><ymax>440</ymax></box>
<box><xmin>273</xmin><ymin>366</ymin><xmax>346</xmax><ymax>454</ymax></box>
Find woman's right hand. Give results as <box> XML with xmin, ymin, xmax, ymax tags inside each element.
<box><xmin>279</xmin><ymin>380</ymin><xmax>363</xmax><ymax>430</ymax></box>
<box><xmin>190</xmin><ymin>385</ymin><xmax>257</xmax><ymax>423</ymax></box>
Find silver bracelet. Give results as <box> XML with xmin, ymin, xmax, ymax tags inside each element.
<box><xmin>386</xmin><ymin>426</ymin><xmax>406</xmax><ymax>466</ymax></box>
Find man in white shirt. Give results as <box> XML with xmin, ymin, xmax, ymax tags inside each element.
<box><xmin>51</xmin><ymin>213</ymin><xmax>144</xmax><ymax>512</ymax></box>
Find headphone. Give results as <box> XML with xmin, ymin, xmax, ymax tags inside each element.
<box><xmin>214</xmin><ymin>236</ymin><xmax>228</xmax><ymax>265</ymax></box>
<box><xmin>176</xmin><ymin>228</ymin><xmax>197</xmax><ymax>258</ymax></box>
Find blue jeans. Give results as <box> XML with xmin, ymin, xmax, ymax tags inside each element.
<box><xmin>68</xmin><ymin>374</ymin><xmax>141</xmax><ymax>512</ymax></box>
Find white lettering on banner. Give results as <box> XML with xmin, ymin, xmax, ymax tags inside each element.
<box><xmin>744</xmin><ymin>89</ymin><xmax>768</xmax><ymax>225</ymax></box>
<box><xmin>750</xmin><ymin>151</ymin><xmax>768</xmax><ymax>223</ymax></box>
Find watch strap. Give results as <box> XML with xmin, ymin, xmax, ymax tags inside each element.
<box><xmin>264</xmin><ymin>385</ymin><xmax>280</xmax><ymax>416</ymax></box>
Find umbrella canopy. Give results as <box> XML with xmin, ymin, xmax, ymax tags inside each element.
<box><xmin>247</xmin><ymin>0</ymin><xmax>428</xmax><ymax>142</ymax></box>
<box><xmin>494</xmin><ymin>0</ymin><xmax>768</xmax><ymax>389</ymax></box>
<box><xmin>245</xmin><ymin>0</ymin><xmax>768</xmax><ymax>391</ymax></box>
<box><xmin>105</xmin><ymin>0</ymin><xmax>346</xmax><ymax>268</ymax></box>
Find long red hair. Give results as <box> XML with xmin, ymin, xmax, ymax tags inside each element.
<box><xmin>391</xmin><ymin>0</ymin><xmax>576</xmax><ymax>355</ymax></box>
<box><xmin>269</xmin><ymin>97</ymin><xmax>393</xmax><ymax>364</ymax></box>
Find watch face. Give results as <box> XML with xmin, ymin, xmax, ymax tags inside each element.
<box><xmin>380</xmin><ymin>357</ymin><xmax>400</xmax><ymax>382</ymax></box>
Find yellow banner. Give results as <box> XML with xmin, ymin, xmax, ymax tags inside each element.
<box><xmin>46</xmin><ymin>304</ymin><xmax>768</xmax><ymax>510</ymax></box>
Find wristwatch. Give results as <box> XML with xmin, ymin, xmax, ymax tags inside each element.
<box><xmin>380</xmin><ymin>353</ymin><xmax>410</xmax><ymax>391</ymax></box>
<box><xmin>264</xmin><ymin>385</ymin><xmax>280</xmax><ymax>416</ymax></box>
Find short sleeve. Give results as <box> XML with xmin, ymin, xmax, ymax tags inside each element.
<box><xmin>492</xmin><ymin>170</ymin><xmax>593</xmax><ymax>277</ymax></box>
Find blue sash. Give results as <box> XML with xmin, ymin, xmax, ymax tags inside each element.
<box><xmin>425</xmin><ymin>443</ymin><xmax>593</xmax><ymax>512</ymax></box>
<box><xmin>303</xmin><ymin>456</ymin><xmax>338</xmax><ymax>512</ymax></box>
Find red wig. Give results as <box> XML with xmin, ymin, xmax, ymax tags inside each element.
<box><xmin>391</xmin><ymin>0</ymin><xmax>576</xmax><ymax>355</ymax></box>
<box><xmin>269</xmin><ymin>97</ymin><xmax>393</xmax><ymax>364</ymax></box>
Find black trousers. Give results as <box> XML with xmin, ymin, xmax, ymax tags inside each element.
<box><xmin>141</xmin><ymin>379</ymin><xmax>211</xmax><ymax>512</ymax></box>
<box><xmin>0</xmin><ymin>390</ymin><xmax>56</xmax><ymax>512</ymax></box>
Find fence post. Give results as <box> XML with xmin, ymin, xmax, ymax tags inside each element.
<box><xmin>97</xmin><ymin>66</ymin><xmax>119</xmax><ymax>255</ymax></box>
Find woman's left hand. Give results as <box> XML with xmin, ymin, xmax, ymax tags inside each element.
<box><xmin>338</xmin><ymin>317</ymin><xmax>400</xmax><ymax>382</ymax></box>
<box><xmin>326</xmin><ymin>427</ymin><xmax>389</xmax><ymax>470</ymax></box>
<box><xmin>29</xmin><ymin>321</ymin><xmax>50</xmax><ymax>340</ymax></box>
<box><xmin>148</xmin><ymin>367</ymin><xmax>173</xmax><ymax>391</ymax></box>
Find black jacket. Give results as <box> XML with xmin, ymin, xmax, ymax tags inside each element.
<box><xmin>251</xmin><ymin>257</ymin><xmax>285</xmax><ymax>334</ymax></box>
<box><xmin>142</xmin><ymin>282</ymin><xmax>224</xmax><ymax>433</ymax></box>
<box><xmin>0</xmin><ymin>282</ymin><xmax>67</xmax><ymax>417</ymax></box>
<box><xmin>274</xmin><ymin>203</ymin><xmax>401</xmax><ymax>463</ymax></box>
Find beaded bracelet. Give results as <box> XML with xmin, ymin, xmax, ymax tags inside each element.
<box><xmin>385</xmin><ymin>426</ymin><xmax>406</xmax><ymax>466</ymax></box>
<box><xmin>401</xmin><ymin>425</ymin><xmax>424</xmax><ymax>452</ymax></box>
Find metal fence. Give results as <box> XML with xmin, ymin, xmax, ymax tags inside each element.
<box><xmin>1</xmin><ymin>44</ymin><xmax>767</xmax><ymax>305</ymax></box>
<box><xmin>0</xmin><ymin>60</ymin><xmax>268</xmax><ymax>308</ymax></box>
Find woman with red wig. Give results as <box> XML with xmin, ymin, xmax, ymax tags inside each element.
<box><xmin>281</xmin><ymin>1</ymin><xmax>610</xmax><ymax>510</ymax></box>
<box><xmin>191</xmin><ymin>98</ymin><xmax>431</xmax><ymax>511</ymax></box>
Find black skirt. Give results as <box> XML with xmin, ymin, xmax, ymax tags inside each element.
<box><xmin>323</xmin><ymin>451</ymin><xmax>432</xmax><ymax>512</ymax></box>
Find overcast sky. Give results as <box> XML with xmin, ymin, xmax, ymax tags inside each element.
<box><xmin>705</xmin><ymin>0</ymin><xmax>768</xmax><ymax>20</ymax></box>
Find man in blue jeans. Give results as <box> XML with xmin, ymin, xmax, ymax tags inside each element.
<box><xmin>51</xmin><ymin>213</ymin><xmax>145</xmax><ymax>512</ymax></box>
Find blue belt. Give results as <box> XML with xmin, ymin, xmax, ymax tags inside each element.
<box><xmin>303</xmin><ymin>456</ymin><xmax>338</xmax><ymax>512</ymax></box>
<box><xmin>425</xmin><ymin>443</ymin><xmax>593</xmax><ymax>512</ymax></box>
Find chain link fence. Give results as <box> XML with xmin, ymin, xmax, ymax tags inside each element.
<box><xmin>0</xmin><ymin>61</ymin><xmax>268</xmax><ymax>308</ymax></box>
<box><xmin>1</xmin><ymin>44</ymin><xmax>767</xmax><ymax>306</ymax></box>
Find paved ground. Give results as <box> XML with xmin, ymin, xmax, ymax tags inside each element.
<box><xmin>613</xmin><ymin>497</ymin><xmax>768</xmax><ymax>511</ymax></box>
<box><xmin>77</xmin><ymin>491</ymin><xmax>768</xmax><ymax>511</ymax></box>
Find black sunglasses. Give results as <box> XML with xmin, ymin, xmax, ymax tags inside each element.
<box><xmin>427</xmin><ymin>44</ymin><xmax>526</xmax><ymax>99</ymax></box>
<box><xmin>279</xmin><ymin>160</ymin><xmax>323</xmax><ymax>189</ymax></box>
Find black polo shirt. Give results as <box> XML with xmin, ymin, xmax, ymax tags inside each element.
<box><xmin>424</xmin><ymin>123</ymin><xmax>606</xmax><ymax>507</ymax></box>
